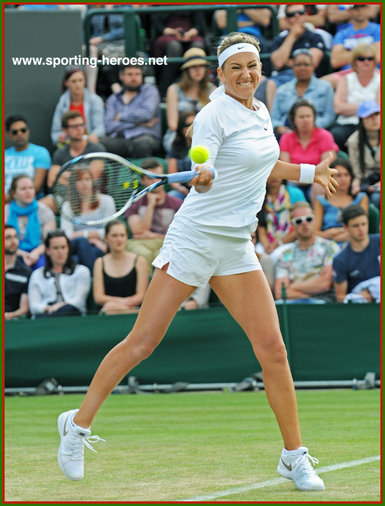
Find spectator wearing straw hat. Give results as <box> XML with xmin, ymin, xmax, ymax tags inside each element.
<box><xmin>152</xmin><ymin>11</ymin><xmax>207</xmax><ymax>98</ymax></box>
<box><xmin>163</xmin><ymin>47</ymin><xmax>216</xmax><ymax>155</ymax></box>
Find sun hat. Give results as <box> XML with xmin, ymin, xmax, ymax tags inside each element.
<box><xmin>357</xmin><ymin>101</ymin><xmax>380</xmax><ymax>118</ymax></box>
<box><xmin>180</xmin><ymin>48</ymin><xmax>209</xmax><ymax>70</ymax></box>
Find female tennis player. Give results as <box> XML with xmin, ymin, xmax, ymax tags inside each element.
<box><xmin>58</xmin><ymin>32</ymin><xmax>337</xmax><ymax>491</ymax></box>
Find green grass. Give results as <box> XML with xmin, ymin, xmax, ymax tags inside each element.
<box><xmin>4</xmin><ymin>389</ymin><xmax>381</xmax><ymax>502</ymax></box>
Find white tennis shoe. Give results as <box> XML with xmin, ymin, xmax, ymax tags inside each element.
<box><xmin>277</xmin><ymin>446</ymin><xmax>325</xmax><ymax>491</ymax></box>
<box><xmin>57</xmin><ymin>409</ymin><xmax>105</xmax><ymax>480</ymax></box>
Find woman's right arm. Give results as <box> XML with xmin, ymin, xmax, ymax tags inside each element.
<box><xmin>346</xmin><ymin>133</ymin><xmax>361</xmax><ymax>180</ymax></box>
<box><xmin>60</xmin><ymin>204</ymin><xmax>74</xmax><ymax>238</ymax></box>
<box><xmin>92</xmin><ymin>257</ymin><xmax>105</xmax><ymax>305</ymax></box>
<box><xmin>50</xmin><ymin>95</ymin><xmax>68</xmax><ymax>145</ymax></box>
<box><xmin>166</xmin><ymin>85</ymin><xmax>179</xmax><ymax>132</ymax></box>
<box><xmin>88</xmin><ymin>93</ymin><xmax>106</xmax><ymax>138</ymax></box>
<box><xmin>334</xmin><ymin>76</ymin><xmax>358</xmax><ymax>116</ymax></box>
<box><xmin>313</xmin><ymin>198</ymin><xmax>343</xmax><ymax>240</ymax></box>
<box><xmin>313</xmin><ymin>198</ymin><xmax>325</xmax><ymax>233</ymax></box>
<box><xmin>257</xmin><ymin>226</ymin><xmax>271</xmax><ymax>252</ymax></box>
<box><xmin>126</xmin><ymin>255</ymin><xmax>149</xmax><ymax>307</ymax></box>
<box><xmin>28</xmin><ymin>271</ymin><xmax>46</xmax><ymax>315</ymax></box>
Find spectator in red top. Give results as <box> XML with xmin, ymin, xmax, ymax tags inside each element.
<box><xmin>279</xmin><ymin>99</ymin><xmax>338</xmax><ymax>204</ymax></box>
<box><xmin>51</xmin><ymin>67</ymin><xmax>105</xmax><ymax>146</ymax></box>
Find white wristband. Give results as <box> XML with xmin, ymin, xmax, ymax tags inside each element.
<box><xmin>83</xmin><ymin>230</ymin><xmax>89</xmax><ymax>239</ymax></box>
<box><xmin>299</xmin><ymin>164</ymin><xmax>316</xmax><ymax>184</ymax></box>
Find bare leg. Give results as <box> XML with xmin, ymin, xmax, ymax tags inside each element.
<box><xmin>74</xmin><ymin>267</ymin><xmax>196</xmax><ymax>428</ymax></box>
<box><xmin>209</xmin><ymin>270</ymin><xmax>301</xmax><ymax>450</ymax></box>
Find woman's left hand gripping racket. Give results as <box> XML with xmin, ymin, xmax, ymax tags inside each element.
<box><xmin>52</xmin><ymin>152</ymin><xmax>216</xmax><ymax>225</ymax></box>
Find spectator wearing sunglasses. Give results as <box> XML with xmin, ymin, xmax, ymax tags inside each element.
<box><xmin>267</xmin><ymin>4</ymin><xmax>325</xmax><ymax>108</ymax></box>
<box><xmin>330</xmin><ymin>44</ymin><xmax>380</xmax><ymax>151</ymax></box>
<box><xmin>5</xmin><ymin>115</ymin><xmax>51</xmax><ymax>203</ymax></box>
<box><xmin>47</xmin><ymin>111</ymin><xmax>106</xmax><ymax>195</ymax></box>
<box><xmin>276</xmin><ymin>5</ymin><xmax>332</xmax><ymax>51</ymax></box>
<box><xmin>274</xmin><ymin>201</ymin><xmax>340</xmax><ymax>302</ymax></box>
<box><xmin>324</xmin><ymin>4</ymin><xmax>381</xmax><ymax>90</ymax></box>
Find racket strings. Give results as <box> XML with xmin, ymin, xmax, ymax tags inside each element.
<box><xmin>53</xmin><ymin>159</ymin><xmax>141</xmax><ymax>225</ymax></box>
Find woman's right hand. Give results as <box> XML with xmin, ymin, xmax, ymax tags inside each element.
<box><xmin>90</xmin><ymin>36</ymin><xmax>104</xmax><ymax>45</ymax></box>
<box><xmin>57</xmin><ymin>132</ymin><xmax>67</xmax><ymax>144</ymax></box>
<box><xmin>163</xmin><ymin>27</ymin><xmax>181</xmax><ymax>37</ymax></box>
<box><xmin>265</xmin><ymin>241</ymin><xmax>278</xmax><ymax>254</ymax></box>
<box><xmin>191</xmin><ymin>165</ymin><xmax>214</xmax><ymax>193</ymax></box>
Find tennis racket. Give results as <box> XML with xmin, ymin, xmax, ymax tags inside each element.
<box><xmin>52</xmin><ymin>152</ymin><xmax>216</xmax><ymax>226</ymax></box>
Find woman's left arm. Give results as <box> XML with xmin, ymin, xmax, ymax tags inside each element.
<box><xmin>42</xmin><ymin>218</ymin><xmax>57</xmax><ymax>238</ymax></box>
<box><xmin>279</xmin><ymin>151</ymin><xmax>291</xmax><ymax>163</ymax></box>
<box><xmin>129</xmin><ymin>256</ymin><xmax>150</xmax><ymax>306</ymax></box>
<box><xmin>359</xmin><ymin>194</ymin><xmax>369</xmax><ymax>214</ymax></box>
<box><xmin>88</xmin><ymin>93</ymin><xmax>105</xmax><ymax>137</ymax></box>
<box><xmin>270</xmin><ymin>153</ymin><xmax>338</xmax><ymax>197</ymax></box>
<box><xmin>321</xmin><ymin>150</ymin><xmax>336</xmax><ymax>161</ymax></box>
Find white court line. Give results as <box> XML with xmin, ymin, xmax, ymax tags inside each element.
<box><xmin>181</xmin><ymin>455</ymin><xmax>381</xmax><ymax>502</ymax></box>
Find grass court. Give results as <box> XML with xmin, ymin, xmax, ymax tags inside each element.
<box><xmin>4</xmin><ymin>389</ymin><xmax>380</xmax><ymax>502</ymax></box>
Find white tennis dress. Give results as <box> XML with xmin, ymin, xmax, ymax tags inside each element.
<box><xmin>153</xmin><ymin>90</ymin><xmax>280</xmax><ymax>287</ymax></box>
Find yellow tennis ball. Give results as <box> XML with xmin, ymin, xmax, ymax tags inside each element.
<box><xmin>191</xmin><ymin>145</ymin><xmax>210</xmax><ymax>164</ymax></box>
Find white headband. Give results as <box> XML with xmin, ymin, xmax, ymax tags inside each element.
<box><xmin>218</xmin><ymin>43</ymin><xmax>260</xmax><ymax>68</ymax></box>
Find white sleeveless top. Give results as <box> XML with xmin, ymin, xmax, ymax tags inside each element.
<box><xmin>337</xmin><ymin>72</ymin><xmax>380</xmax><ymax>125</ymax></box>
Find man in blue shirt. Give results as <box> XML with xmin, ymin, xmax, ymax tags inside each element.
<box><xmin>325</xmin><ymin>4</ymin><xmax>381</xmax><ymax>88</ymax></box>
<box><xmin>5</xmin><ymin>115</ymin><xmax>51</xmax><ymax>201</ymax></box>
<box><xmin>333</xmin><ymin>204</ymin><xmax>380</xmax><ymax>303</ymax></box>
<box><xmin>271</xmin><ymin>49</ymin><xmax>335</xmax><ymax>136</ymax></box>
<box><xmin>101</xmin><ymin>65</ymin><xmax>161</xmax><ymax>159</ymax></box>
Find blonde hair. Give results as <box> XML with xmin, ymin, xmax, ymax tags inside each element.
<box><xmin>178</xmin><ymin>68</ymin><xmax>211</xmax><ymax>106</ymax></box>
<box><xmin>290</xmin><ymin>201</ymin><xmax>312</xmax><ymax>218</ymax></box>
<box><xmin>351</xmin><ymin>43</ymin><xmax>377</xmax><ymax>72</ymax></box>
<box><xmin>217</xmin><ymin>32</ymin><xmax>261</xmax><ymax>69</ymax></box>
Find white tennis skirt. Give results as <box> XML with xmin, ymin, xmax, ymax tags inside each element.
<box><xmin>153</xmin><ymin>216</ymin><xmax>261</xmax><ymax>288</ymax></box>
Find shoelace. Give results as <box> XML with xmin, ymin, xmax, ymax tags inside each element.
<box><xmin>83</xmin><ymin>435</ymin><xmax>106</xmax><ymax>453</ymax></box>
<box><xmin>295</xmin><ymin>452</ymin><xmax>319</xmax><ymax>476</ymax></box>
<box><xmin>65</xmin><ymin>432</ymin><xmax>106</xmax><ymax>458</ymax></box>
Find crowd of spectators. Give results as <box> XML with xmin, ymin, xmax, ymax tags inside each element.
<box><xmin>4</xmin><ymin>4</ymin><xmax>381</xmax><ymax>319</ymax></box>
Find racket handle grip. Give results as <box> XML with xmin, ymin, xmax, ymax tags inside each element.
<box><xmin>166</xmin><ymin>168</ymin><xmax>217</xmax><ymax>184</ymax></box>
